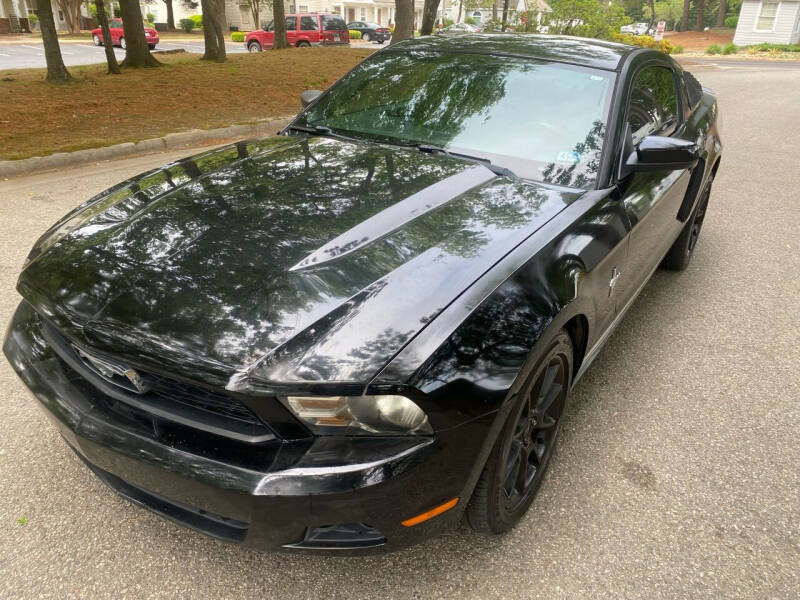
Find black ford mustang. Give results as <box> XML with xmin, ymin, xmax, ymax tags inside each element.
<box><xmin>4</xmin><ymin>35</ymin><xmax>721</xmax><ymax>553</ymax></box>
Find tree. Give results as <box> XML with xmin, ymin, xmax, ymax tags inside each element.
<box><xmin>55</xmin><ymin>0</ymin><xmax>82</xmax><ymax>34</ymax></box>
<box><xmin>201</xmin><ymin>0</ymin><xmax>227</xmax><ymax>61</ymax></box>
<box><xmin>716</xmin><ymin>0</ymin><xmax>727</xmax><ymax>26</ymax></box>
<box><xmin>245</xmin><ymin>0</ymin><xmax>270</xmax><ymax>30</ymax></box>
<box><xmin>118</xmin><ymin>0</ymin><xmax>160</xmax><ymax>66</ymax></box>
<box><xmin>162</xmin><ymin>0</ymin><xmax>176</xmax><ymax>30</ymax></box>
<box><xmin>501</xmin><ymin>0</ymin><xmax>510</xmax><ymax>30</ymax></box>
<box><xmin>272</xmin><ymin>0</ymin><xmax>290</xmax><ymax>49</ymax></box>
<box><xmin>681</xmin><ymin>0</ymin><xmax>689</xmax><ymax>30</ymax></box>
<box><xmin>38</xmin><ymin>0</ymin><xmax>72</xmax><ymax>82</ymax></box>
<box><xmin>391</xmin><ymin>0</ymin><xmax>414</xmax><ymax>43</ymax></box>
<box><xmin>420</xmin><ymin>0</ymin><xmax>439</xmax><ymax>34</ymax></box>
<box><xmin>695</xmin><ymin>0</ymin><xmax>704</xmax><ymax>29</ymax></box>
<box><xmin>94</xmin><ymin>0</ymin><xmax>120</xmax><ymax>74</ymax></box>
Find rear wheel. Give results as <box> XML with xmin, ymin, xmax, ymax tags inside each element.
<box><xmin>148</xmin><ymin>44</ymin><xmax>156</xmax><ymax>50</ymax></box>
<box><xmin>248</xmin><ymin>41</ymin><xmax>262</xmax><ymax>52</ymax></box>
<box><xmin>363</xmin><ymin>32</ymin><xmax>371</xmax><ymax>42</ymax></box>
<box><xmin>92</xmin><ymin>33</ymin><xmax>102</xmax><ymax>46</ymax></box>
<box><xmin>297</xmin><ymin>40</ymin><xmax>310</xmax><ymax>47</ymax></box>
<box><xmin>661</xmin><ymin>178</ymin><xmax>712</xmax><ymax>271</ymax></box>
<box><xmin>119</xmin><ymin>37</ymin><xmax>126</xmax><ymax>49</ymax></box>
<box><xmin>466</xmin><ymin>330</ymin><xmax>572</xmax><ymax>534</ymax></box>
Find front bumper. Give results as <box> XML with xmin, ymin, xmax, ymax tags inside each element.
<box><xmin>3</xmin><ymin>301</ymin><xmax>493</xmax><ymax>554</ymax></box>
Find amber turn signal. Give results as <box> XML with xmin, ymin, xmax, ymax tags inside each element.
<box><xmin>401</xmin><ymin>497</ymin><xmax>459</xmax><ymax>527</ymax></box>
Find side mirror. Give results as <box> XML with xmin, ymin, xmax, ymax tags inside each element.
<box><xmin>624</xmin><ymin>135</ymin><xmax>699</xmax><ymax>173</ymax></box>
<box><xmin>300</xmin><ymin>89</ymin><xmax>323</xmax><ymax>108</ymax></box>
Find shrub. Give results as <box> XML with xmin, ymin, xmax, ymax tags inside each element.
<box><xmin>442</xmin><ymin>18</ymin><xmax>454</xmax><ymax>27</ymax></box>
<box><xmin>721</xmin><ymin>42</ymin><xmax>738</xmax><ymax>54</ymax></box>
<box><xmin>465</xmin><ymin>17</ymin><xmax>476</xmax><ymax>25</ymax></box>
<box><xmin>754</xmin><ymin>42</ymin><xmax>800</xmax><ymax>52</ymax></box>
<box><xmin>746</xmin><ymin>45</ymin><xmax>759</xmax><ymax>55</ymax></box>
<box><xmin>706</xmin><ymin>43</ymin><xmax>722</xmax><ymax>54</ymax></box>
<box><xmin>349</xmin><ymin>29</ymin><xmax>362</xmax><ymax>39</ymax></box>
<box><xmin>767</xmin><ymin>47</ymin><xmax>782</xmax><ymax>57</ymax></box>
<box><xmin>724</xmin><ymin>15</ymin><xmax>738</xmax><ymax>28</ymax></box>
<box><xmin>190</xmin><ymin>14</ymin><xmax>203</xmax><ymax>28</ymax></box>
<box><xmin>611</xmin><ymin>33</ymin><xmax>681</xmax><ymax>54</ymax></box>
<box><xmin>179</xmin><ymin>18</ymin><xmax>195</xmax><ymax>33</ymax></box>
<box><xmin>146</xmin><ymin>12</ymin><xmax>155</xmax><ymax>23</ymax></box>
<box><xmin>231</xmin><ymin>31</ymin><xmax>246</xmax><ymax>42</ymax></box>
<box><xmin>27</xmin><ymin>12</ymin><xmax>38</xmax><ymax>26</ymax></box>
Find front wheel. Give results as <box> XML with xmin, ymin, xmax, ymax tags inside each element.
<box><xmin>297</xmin><ymin>40</ymin><xmax>310</xmax><ymax>47</ymax></box>
<box><xmin>148</xmin><ymin>44</ymin><xmax>156</xmax><ymax>50</ymax></box>
<box><xmin>119</xmin><ymin>37</ymin><xmax>126</xmax><ymax>49</ymax></box>
<box><xmin>362</xmin><ymin>32</ymin><xmax>371</xmax><ymax>42</ymax></box>
<box><xmin>248</xmin><ymin>41</ymin><xmax>262</xmax><ymax>52</ymax></box>
<box><xmin>466</xmin><ymin>330</ymin><xmax>573</xmax><ymax>534</ymax></box>
<box><xmin>92</xmin><ymin>33</ymin><xmax>102</xmax><ymax>46</ymax></box>
<box><xmin>661</xmin><ymin>179</ymin><xmax>712</xmax><ymax>271</ymax></box>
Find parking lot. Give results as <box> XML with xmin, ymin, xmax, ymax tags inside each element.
<box><xmin>0</xmin><ymin>38</ymin><xmax>379</xmax><ymax>70</ymax></box>
<box><xmin>0</xmin><ymin>61</ymin><xmax>798</xmax><ymax>599</ymax></box>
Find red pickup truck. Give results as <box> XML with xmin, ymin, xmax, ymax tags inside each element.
<box><xmin>244</xmin><ymin>13</ymin><xmax>350</xmax><ymax>51</ymax></box>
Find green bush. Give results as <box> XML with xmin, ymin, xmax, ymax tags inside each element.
<box><xmin>721</xmin><ymin>42</ymin><xmax>738</xmax><ymax>54</ymax></box>
<box><xmin>231</xmin><ymin>31</ymin><xmax>246</xmax><ymax>42</ymax></box>
<box><xmin>27</xmin><ymin>12</ymin><xmax>38</xmax><ymax>26</ymax></box>
<box><xmin>179</xmin><ymin>18</ymin><xmax>195</xmax><ymax>33</ymax></box>
<box><xmin>724</xmin><ymin>15</ymin><xmax>738</xmax><ymax>28</ymax></box>
<box><xmin>706</xmin><ymin>44</ymin><xmax>722</xmax><ymax>54</ymax></box>
<box><xmin>442</xmin><ymin>18</ymin><xmax>454</xmax><ymax>27</ymax></box>
<box><xmin>146</xmin><ymin>12</ymin><xmax>155</xmax><ymax>23</ymax></box>
<box><xmin>190</xmin><ymin>14</ymin><xmax>203</xmax><ymax>28</ymax></box>
<box><xmin>464</xmin><ymin>17</ymin><xmax>476</xmax><ymax>24</ymax></box>
<box><xmin>348</xmin><ymin>29</ymin><xmax>362</xmax><ymax>39</ymax></box>
<box><xmin>754</xmin><ymin>42</ymin><xmax>800</xmax><ymax>52</ymax></box>
<box><xmin>611</xmin><ymin>33</ymin><xmax>682</xmax><ymax>54</ymax></box>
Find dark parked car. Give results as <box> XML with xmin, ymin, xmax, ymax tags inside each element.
<box><xmin>346</xmin><ymin>21</ymin><xmax>390</xmax><ymax>43</ymax></box>
<box><xmin>4</xmin><ymin>34</ymin><xmax>721</xmax><ymax>554</ymax></box>
<box><xmin>437</xmin><ymin>22</ymin><xmax>483</xmax><ymax>34</ymax></box>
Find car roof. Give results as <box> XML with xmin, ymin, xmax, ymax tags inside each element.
<box><xmin>390</xmin><ymin>34</ymin><xmax>638</xmax><ymax>71</ymax></box>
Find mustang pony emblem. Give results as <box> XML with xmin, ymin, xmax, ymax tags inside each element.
<box><xmin>74</xmin><ymin>346</ymin><xmax>148</xmax><ymax>394</ymax></box>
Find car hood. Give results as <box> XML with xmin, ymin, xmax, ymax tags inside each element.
<box><xmin>19</xmin><ymin>135</ymin><xmax>582</xmax><ymax>389</ymax></box>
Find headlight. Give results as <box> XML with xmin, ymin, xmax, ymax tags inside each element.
<box><xmin>284</xmin><ymin>395</ymin><xmax>433</xmax><ymax>435</ymax></box>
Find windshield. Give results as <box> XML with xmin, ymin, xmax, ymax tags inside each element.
<box><xmin>298</xmin><ymin>50</ymin><xmax>614</xmax><ymax>188</ymax></box>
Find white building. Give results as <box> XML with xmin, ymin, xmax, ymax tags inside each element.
<box><xmin>1</xmin><ymin>0</ymin><xmax>91</xmax><ymax>33</ymax></box>
<box><xmin>732</xmin><ymin>0</ymin><xmax>800</xmax><ymax>45</ymax></box>
<box><xmin>445</xmin><ymin>0</ymin><xmax>550</xmax><ymax>27</ymax></box>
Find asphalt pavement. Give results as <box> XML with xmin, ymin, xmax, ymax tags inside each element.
<box><xmin>0</xmin><ymin>38</ymin><xmax>379</xmax><ymax>69</ymax></box>
<box><xmin>0</xmin><ymin>62</ymin><xmax>798</xmax><ymax>599</ymax></box>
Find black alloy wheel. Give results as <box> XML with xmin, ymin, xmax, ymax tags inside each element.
<box><xmin>467</xmin><ymin>330</ymin><xmax>572</xmax><ymax>533</ymax></box>
<box><xmin>662</xmin><ymin>178</ymin><xmax>713</xmax><ymax>271</ymax></box>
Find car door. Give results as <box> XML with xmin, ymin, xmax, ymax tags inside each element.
<box><xmin>285</xmin><ymin>16</ymin><xmax>299</xmax><ymax>46</ymax></box>
<box><xmin>109</xmin><ymin>19</ymin><xmax>123</xmax><ymax>44</ymax></box>
<box><xmin>614</xmin><ymin>63</ymin><xmax>693</xmax><ymax>306</ymax></box>
<box><xmin>299</xmin><ymin>15</ymin><xmax>319</xmax><ymax>43</ymax></box>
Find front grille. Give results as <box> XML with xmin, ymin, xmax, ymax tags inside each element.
<box><xmin>40</xmin><ymin>319</ymin><xmax>276</xmax><ymax>445</ymax></box>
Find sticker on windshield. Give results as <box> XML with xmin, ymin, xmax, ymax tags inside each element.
<box><xmin>556</xmin><ymin>151</ymin><xmax>581</xmax><ymax>164</ymax></box>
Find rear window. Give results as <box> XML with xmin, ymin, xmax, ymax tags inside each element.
<box><xmin>322</xmin><ymin>15</ymin><xmax>347</xmax><ymax>30</ymax></box>
<box><xmin>301</xmin><ymin>16</ymin><xmax>319</xmax><ymax>30</ymax></box>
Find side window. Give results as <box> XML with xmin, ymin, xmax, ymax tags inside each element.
<box><xmin>322</xmin><ymin>15</ymin><xmax>346</xmax><ymax>30</ymax></box>
<box><xmin>285</xmin><ymin>16</ymin><xmax>298</xmax><ymax>31</ymax></box>
<box><xmin>300</xmin><ymin>16</ymin><xmax>318</xmax><ymax>30</ymax></box>
<box><xmin>264</xmin><ymin>20</ymin><xmax>274</xmax><ymax>31</ymax></box>
<box><xmin>627</xmin><ymin>66</ymin><xmax>678</xmax><ymax>144</ymax></box>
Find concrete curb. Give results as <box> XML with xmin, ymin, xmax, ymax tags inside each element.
<box><xmin>0</xmin><ymin>117</ymin><xmax>292</xmax><ymax>179</ymax></box>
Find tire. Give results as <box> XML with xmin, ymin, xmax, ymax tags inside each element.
<box><xmin>378</xmin><ymin>39</ymin><xmax>385</xmax><ymax>44</ymax></box>
<box><xmin>363</xmin><ymin>32</ymin><xmax>371</xmax><ymax>42</ymax></box>
<box><xmin>466</xmin><ymin>330</ymin><xmax>573</xmax><ymax>534</ymax></box>
<box><xmin>92</xmin><ymin>33</ymin><xmax>102</xmax><ymax>46</ymax></box>
<box><xmin>661</xmin><ymin>178</ymin><xmax>712</xmax><ymax>271</ymax></box>
<box><xmin>119</xmin><ymin>37</ymin><xmax>126</xmax><ymax>49</ymax></box>
<box><xmin>148</xmin><ymin>44</ymin><xmax>156</xmax><ymax>50</ymax></box>
<box><xmin>297</xmin><ymin>40</ymin><xmax>310</xmax><ymax>47</ymax></box>
<box><xmin>248</xmin><ymin>41</ymin><xmax>262</xmax><ymax>53</ymax></box>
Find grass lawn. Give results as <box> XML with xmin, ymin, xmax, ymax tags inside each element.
<box><xmin>0</xmin><ymin>47</ymin><xmax>373</xmax><ymax>161</ymax></box>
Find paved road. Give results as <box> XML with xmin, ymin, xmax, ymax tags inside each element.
<box><xmin>0</xmin><ymin>63</ymin><xmax>799</xmax><ymax>599</ymax></box>
<box><xmin>0</xmin><ymin>38</ymin><xmax>379</xmax><ymax>69</ymax></box>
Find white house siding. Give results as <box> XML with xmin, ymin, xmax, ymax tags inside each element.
<box><xmin>733</xmin><ymin>0</ymin><xmax>800</xmax><ymax>45</ymax></box>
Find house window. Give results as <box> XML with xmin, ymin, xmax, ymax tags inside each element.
<box><xmin>756</xmin><ymin>1</ymin><xmax>780</xmax><ymax>30</ymax></box>
<box><xmin>360</xmin><ymin>7</ymin><xmax>366</xmax><ymax>20</ymax></box>
<box><xmin>299</xmin><ymin>4</ymin><xmax>308</xmax><ymax>12</ymax></box>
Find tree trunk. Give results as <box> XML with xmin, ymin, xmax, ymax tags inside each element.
<box><xmin>695</xmin><ymin>0</ymin><xmax>704</xmax><ymax>30</ymax></box>
<box><xmin>95</xmin><ymin>0</ymin><xmax>120</xmax><ymax>73</ymax></box>
<box><xmin>163</xmin><ymin>0</ymin><xmax>175</xmax><ymax>30</ymax></box>
<box><xmin>492</xmin><ymin>2</ymin><xmax>497</xmax><ymax>20</ymax></box>
<box><xmin>70</xmin><ymin>0</ymin><xmax>81</xmax><ymax>34</ymax></box>
<box><xmin>249</xmin><ymin>0</ymin><xmax>260</xmax><ymax>29</ymax></box>
<box><xmin>201</xmin><ymin>0</ymin><xmax>226</xmax><ymax>60</ymax></box>
<box><xmin>39</xmin><ymin>0</ymin><xmax>72</xmax><ymax>82</ymax></box>
<box><xmin>681</xmin><ymin>0</ymin><xmax>689</xmax><ymax>31</ymax></box>
<box><xmin>56</xmin><ymin>0</ymin><xmax>74</xmax><ymax>32</ymax></box>
<box><xmin>391</xmin><ymin>0</ymin><xmax>413</xmax><ymax>43</ymax></box>
<box><xmin>648</xmin><ymin>0</ymin><xmax>655</xmax><ymax>27</ymax></box>
<box><xmin>272</xmin><ymin>0</ymin><xmax>290</xmax><ymax>49</ymax></box>
<box><xmin>501</xmin><ymin>0</ymin><xmax>509</xmax><ymax>31</ymax></box>
<box><xmin>716</xmin><ymin>0</ymin><xmax>727</xmax><ymax>27</ymax></box>
<box><xmin>119</xmin><ymin>0</ymin><xmax>160</xmax><ymax>66</ymax></box>
<box><xmin>457</xmin><ymin>0</ymin><xmax>462</xmax><ymax>22</ymax></box>
<box><xmin>420</xmin><ymin>0</ymin><xmax>438</xmax><ymax>35</ymax></box>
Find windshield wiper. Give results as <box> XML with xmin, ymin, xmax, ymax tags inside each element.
<box><xmin>410</xmin><ymin>143</ymin><xmax>515</xmax><ymax>177</ymax></box>
<box><xmin>286</xmin><ymin>124</ymin><xmax>359</xmax><ymax>144</ymax></box>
